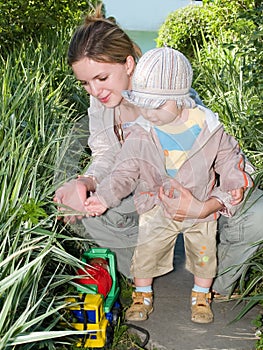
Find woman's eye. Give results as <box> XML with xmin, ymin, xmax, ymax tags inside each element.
<box><xmin>78</xmin><ymin>81</ymin><xmax>87</xmax><ymax>86</ymax></box>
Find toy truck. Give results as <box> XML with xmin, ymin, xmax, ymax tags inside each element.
<box><xmin>65</xmin><ymin>248</ymin><xmax>121</xmax><ymax>349</ymax></box>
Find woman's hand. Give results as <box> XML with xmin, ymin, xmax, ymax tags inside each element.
<box><xmin>53</xmin><ymin>176</ymin><xmax>96</xmax><ymax>224</ymax></box>
<box><xmin>159</xmin><ymin>179</ymin><xmax>223</xmax><ymax>221</ymax></box>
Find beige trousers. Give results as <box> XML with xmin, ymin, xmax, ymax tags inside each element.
<box><xmin>131</xmin><ymin>205</ymin><xmax>217</xmax><ymax>279</ymax></box>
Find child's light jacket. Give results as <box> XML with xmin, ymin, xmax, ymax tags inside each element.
<box><xmin>87</xmin><ymin>97</ymin><xmax>254</xmax><ymax>220</ymax></box>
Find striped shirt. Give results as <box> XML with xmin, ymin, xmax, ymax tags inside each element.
<box><xmin>154</xmin><ymin>109</ymin><xmax>205</xmax><ymax>177</ymax></box>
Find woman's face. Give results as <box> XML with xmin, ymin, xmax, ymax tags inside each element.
<box><xmin>72</xmin><ymin>57</ymin><xmax>134</xmax><ymax>108</ymax></box>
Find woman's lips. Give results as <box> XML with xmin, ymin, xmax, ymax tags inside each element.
<box><xmin>99</xmin><ymin>93</ymin><xmax>111</xmax><ymax>104</ymax></box>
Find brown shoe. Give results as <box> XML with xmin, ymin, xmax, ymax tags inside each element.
<box><xmin>191</xmin><ymin>291</ymin><xmax>213</xmax><ymax>323</ymax></box>
<box><xmin>125</xmin><ymin>291</ymin><xmax>153</xmax><ymax>321</ymax></box>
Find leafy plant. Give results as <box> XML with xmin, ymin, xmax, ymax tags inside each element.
<box><xmin>0</xmin><ymin>30</ymin><xmax>92</xmax><ymax>349</ymax></box>
<box><xmin>0</xmin><ymin>0</ymin><xmax>101</xmax><ymax>53</ymax></box>
<box><xmin>157</xmin><ymin>0</ymin><xmax>258</xmax><ymax>59</ymax></box>
<box><xmin>252</xmin><ymin>314</ymin><xmax>263</xmax><ymax>349</ymax></box>
<box><xmin>192</xmin><ymin>35</ymin><xmax>263</xmax><ymax>173</ymax></box>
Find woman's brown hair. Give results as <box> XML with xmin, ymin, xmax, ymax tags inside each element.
<box><xmin>68</xmin><ymin>4</ymin><xmax>142</xmax><ymax>66</ymax></box>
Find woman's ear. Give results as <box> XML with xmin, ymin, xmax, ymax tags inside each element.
<box><xmin>125</xmin><ymin>55</ymin><xmax>135</xmax><ymax>76</ymax></box>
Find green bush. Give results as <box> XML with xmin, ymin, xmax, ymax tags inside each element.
<box><xmin>157</xmin><ymin>0</ymin><xmax>256</xmax><ymax>59</ymax></box>
<box><xmin>0</xmin><ymin>0</ymin><xmax>100</xmax><ymax>52</ymax></box>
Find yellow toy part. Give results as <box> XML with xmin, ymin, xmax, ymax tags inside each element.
<box><xmin>66</xmin><ymin>294</ymin><xmax>112</xmax><ymax>348</ymax></box>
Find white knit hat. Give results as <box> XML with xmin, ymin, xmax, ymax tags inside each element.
<box><xmin>122</xmin><ymin>47</ymin><xmax>195</xmax><ymax>109</ymax></box>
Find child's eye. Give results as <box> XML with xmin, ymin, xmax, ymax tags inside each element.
<box><xmin>99</xmin><ymin>76</ymin><xmax>107</xmax><ymax>81</ymax></box>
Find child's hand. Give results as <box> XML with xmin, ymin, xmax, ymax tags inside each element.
<box><xmin>229</xmin><ymin>187</ymin><xmax>244</xmax><ymax>205</ymax></box>
<box><xmin>84</xmin><ymin>195</ymin><xmax>108</xmax><ymax>216</ymax></box>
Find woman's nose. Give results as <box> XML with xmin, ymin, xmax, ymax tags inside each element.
<box><xmin>88</xmin><ymin>82</ymin><xmax>100</xmax><ymax>97</ymax></box>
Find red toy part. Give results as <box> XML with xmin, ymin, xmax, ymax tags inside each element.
<box><xmin>76</xmin><ymin>262</ymin><xmax>112</xmax><ymax>298</ymax></box>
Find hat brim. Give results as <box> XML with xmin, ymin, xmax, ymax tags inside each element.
<box><xmin>122</xmin><ymin>90</ymin><xmax>166</xmax><ymax>109</ymax></box>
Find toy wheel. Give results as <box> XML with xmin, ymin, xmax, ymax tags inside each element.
<box><xmin>112</xmin><ymin>309</ymin><xmax>120</xmax><ymax>326</ymax></box>
<box><xmin>112</xmin><ymin>302</ymin><xmax>121</xmax><ymax>326</ymax></box>
<box><xmin>105</xmin><ymin>324</ymin><xmax>114</xmax><ymax>349</ymax></box>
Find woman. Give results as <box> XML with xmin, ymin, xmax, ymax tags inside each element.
<box><xmin>54</xmin><ymin>5</ymin><xmax>141</xmax><ymax>277</ymax></box>
<box><xmin>54</xmin><ymin>5</ymin><xmax>263</xmax><ymax>295</ymax></box>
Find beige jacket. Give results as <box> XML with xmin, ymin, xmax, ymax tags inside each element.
<box><xmin>86</xmin><ymin>97</ymin><xmax>254</xmax><ymax>219</ymax></box>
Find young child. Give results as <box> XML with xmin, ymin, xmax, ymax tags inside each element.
<box><xmin>84</xmin><ymin>47</ymin><xmax>253</xmax><ymax>323</ymax></box>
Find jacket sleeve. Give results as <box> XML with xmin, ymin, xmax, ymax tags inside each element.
<box><xmin>84</xmin><ymin>97</ymin><xmax>121</xmax><ymax>183</ymax></box>
<box><xmin>95</xmin><ymin>130</ymin><xmax>142</xmax><ymax>208</ymax></box>
<box><xmin>210</xmin><ymin>130</ymin><xmax>254</xmax><ymax>216</ymax></box>
<box><xmin>95</xmin><ymin>126</ymin><xmax>163</xmax><ymax>209</ymax></box>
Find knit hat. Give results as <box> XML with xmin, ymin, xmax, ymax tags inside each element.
<box><xmin>122</xmin><ymin>47</ymin><xmax>195</xmax><ymax>109</ymax></box>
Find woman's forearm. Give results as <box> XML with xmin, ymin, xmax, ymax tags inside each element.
<box><xmin>201</xmin><ymin>197</ymin><xmax>224</xmax><ymax>218</ymax></box>
<box><xmin>159</xmin><ymin>180</ymin><xmax>224</xmax><ymax>221</ymax></box>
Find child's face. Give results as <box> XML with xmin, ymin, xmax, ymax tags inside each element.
<box><xmin>139</xmin><ymin>101</ymin><xmax>179</xmax><ymax>126</ymax></box>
